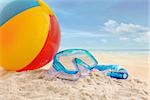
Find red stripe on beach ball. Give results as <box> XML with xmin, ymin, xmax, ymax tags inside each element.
<box><xmin>17</xmin><ymin>15</ymin><xmax>60</xmax><ymax>72</ymax></box>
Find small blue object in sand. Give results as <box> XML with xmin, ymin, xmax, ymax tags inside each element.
<box><xmin>95</xmin><ymin>65</ymin><xmax>128</xmax><ymax>79</ymax></box>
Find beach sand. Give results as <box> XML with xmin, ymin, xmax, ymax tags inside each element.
<box><xmin>0</xmin><ymin>51</ymin><xmax>149</xmax><ymax>100</ymax></box>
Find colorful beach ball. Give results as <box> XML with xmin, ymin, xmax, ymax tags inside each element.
<box><xmin>0</xmin><ymin>0</ymin><xmax>61</xmax><ymax>71</ymax></box>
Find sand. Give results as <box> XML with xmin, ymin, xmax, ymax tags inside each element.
<box><xmin>0</xmin><ymin>51</ymin><xmax>149</xmax><ymax>100</ymax></box>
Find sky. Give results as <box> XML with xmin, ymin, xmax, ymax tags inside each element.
<box><xmin>44</xmin><ymin>0</ymin><xmax>150</xmax><ymax>50</ymax></box>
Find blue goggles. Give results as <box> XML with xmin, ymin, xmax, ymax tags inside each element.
<box><xmin>47</xmin><ymin>49</ymin><xmax>128</xmax><ymax>81</ymax></box>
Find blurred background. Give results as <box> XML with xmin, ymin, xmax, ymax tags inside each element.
<box><xmin>44</xmin><ymin>0</ymin><xmax>149</xmax><ymax>50</ymax></box>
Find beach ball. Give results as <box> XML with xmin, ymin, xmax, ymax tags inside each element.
<box><xmin>0</xmin><ymin>0</ymin><xmax>61</xmax><ymax>71</ymax></box>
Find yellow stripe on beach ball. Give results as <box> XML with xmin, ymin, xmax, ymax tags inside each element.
<box><xmin>0</xmin><ymin>7</ymin><xmax>50</xmax><ymax>70</ymax></box>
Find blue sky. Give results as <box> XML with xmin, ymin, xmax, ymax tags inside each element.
<box><xmin>44</xmin><ymin>0</ymin><xmax>149</xmax><ymax>50</ymax></box>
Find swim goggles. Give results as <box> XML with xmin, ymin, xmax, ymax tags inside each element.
<box><xmin>45</xmin><ymin>49</ymin><xmax>128</xmax><ymax>81</ymax></box>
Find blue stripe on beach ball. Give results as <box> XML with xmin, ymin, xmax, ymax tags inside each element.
<box><xmin>0</xmin><ymin>0</ymin><xmax>40</xmax><ymax>26</ymax></box>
